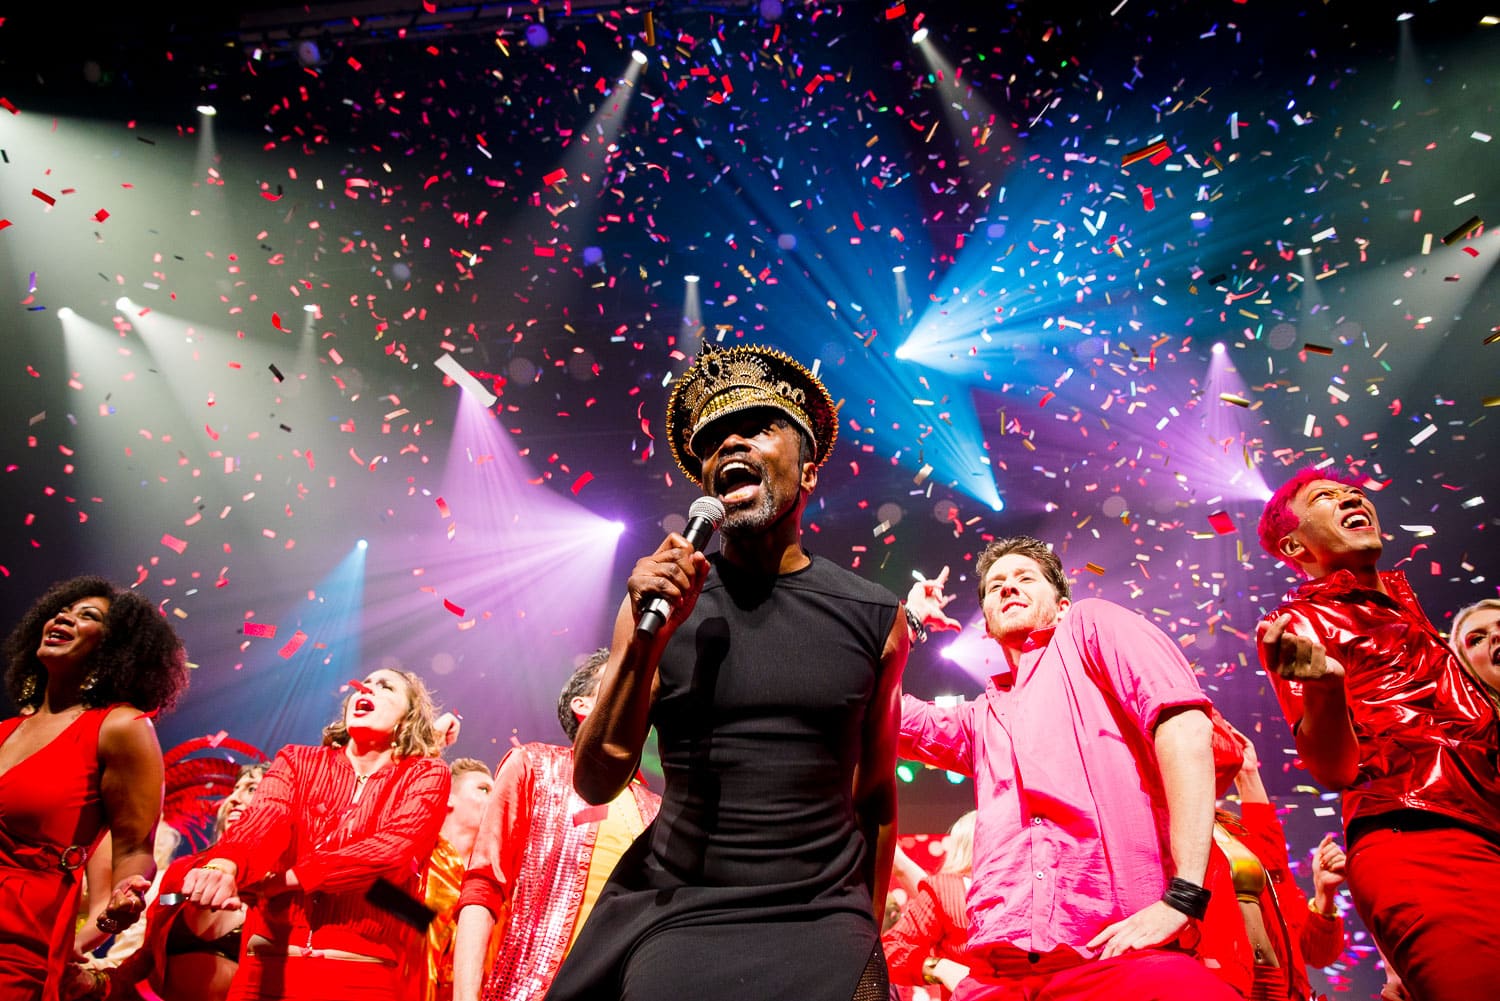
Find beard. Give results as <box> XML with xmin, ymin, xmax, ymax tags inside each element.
<box><xmin>719</xmin><ymin>479</ymin><xmax>783</xmax><ymax>537</ymax></box>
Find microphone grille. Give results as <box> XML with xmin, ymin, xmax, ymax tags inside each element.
<box><xmin>688</xmin><ymin>495</ymin><xmax>727</xmax><ymax>526</ymax></box>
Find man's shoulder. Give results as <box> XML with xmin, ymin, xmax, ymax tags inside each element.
<box><xmin>796</xmin><ymin>554</ymin><xmax>901</xmax><ymax>606</ymax></box>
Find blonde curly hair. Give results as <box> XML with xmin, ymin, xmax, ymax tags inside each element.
<box><xmin>322</xmin><ymin>669</ymin><xmax>445</xmax><ymax>759</ymax></box>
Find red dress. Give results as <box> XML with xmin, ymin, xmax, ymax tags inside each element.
<box><xmin>0</xmin><ymin>708</ymin><xmax>113</xmax><ymax>1001</ymax></box>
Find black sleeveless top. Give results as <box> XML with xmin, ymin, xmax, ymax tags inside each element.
<box><xmin>547</xmin><ymin>553</ymin><xmax>900</xmax><ymax>1001</ymax></box>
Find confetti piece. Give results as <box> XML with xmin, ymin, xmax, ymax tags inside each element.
<box><xmin>31</xmin><ymin>189</ymin><xmax>56</xmax><ymax>207</ymax></box>
<box><xmin>1218</xmin><ymin>393</ymin><xmax>1251</xmax><ymax>407</ymax></box>
<box><xmin>93</xmin><ymin>209</ymin><xmax>109</xmax><ymax>223</ymax></box>
<box><xmin>278</xmin><ymin>630</ymin><xmax>308</xmax><ymax>659</ymax></box>
<box><xmin>1121</xmin><ymin>141</ymin><xmax>1169</xmax><ymax>167</ymax></box>
<box><xmin>571</xmin><ymin>471</ymin><xmax>594</xmax><ymax>495</ymax></box>
<box><xmin>443</xmin><ymin>598</ymin><xmax>465</xmax><ymax>617</ymax></box>
<box><xmin>242</xmin><ymin>622</ymin><xmax>277</xmax><ymax>638</ymax></box>
<box><xmin>1084</xmin><ymin>562</ymin><xmax>1106</xmax><ymax>575</ymax></box>
<box><xmin>435</xmin><ymin>497</ymin><xmax>451</xmax><ymax>518</ymax></box>
<box><xmin>1441</xmin><ymin>216</ymin><xmax>1482</xmax><ymax>245</ymax></box>
<box><xmin>271</xmin><ymin>312</ymin><xmax>285</xmax><ymax>331</ymax></box>
<box><xmin>434</xmin><ymin>353</ymin><xmax>497</xmax><ymax>407</ymax></box>
<box><xmin>348</xmin><ymin>678</ymin><xmax>372</xmax><ymax>694</ymax></box>
<box><xmin>1303</xmin><ymin>343</ymin><xmax>1333</xmax><ymax>355</ymax></box>
<box><xmin>269</xmin><ymin>363</ymin><xmax>285</xmax><ymax>382</ymax></box>
<box><xmin>1207</xmin><ymin>511</ymin><xmax>1237</xmax><ymax>535</ymax></box>
<box><xmin>572</xmin><ymin>804</ymin><xmax>610</xmax><ymax>825</ymax></box>
<box><xmin>161</xmin><ymin>533</ymin><xmax>188</xmax><ymax>554</ymax></box>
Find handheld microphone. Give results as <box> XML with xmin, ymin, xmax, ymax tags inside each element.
<box><xmin>636</xmin><ymin>495</ymin><xmax>726</xmax><ymax>637</ymax></box>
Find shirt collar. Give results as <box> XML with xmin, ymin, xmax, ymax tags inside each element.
<box><xmin>988</xmin><ymin>624</ymin><xmax>1057</xmax><ymax>689</ymax></box>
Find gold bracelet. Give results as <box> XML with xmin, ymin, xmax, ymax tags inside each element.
<box><xmin>89</xmin><ymin>967</ymin><xmax>112</xmax><ymax>999</ymax></box>
<box><xmin>199</xmin><ymin>860</ymin><xmax>234</xmax><ymax>873</ymax></box>
<box><xmin>1307</xmin><ymin>895</ymin><xmax>1336</xmax><ymax>919</ymax></box>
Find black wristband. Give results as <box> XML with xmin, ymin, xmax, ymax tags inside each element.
<box><xmin>1161</xmin><ymin>877</ymin><xmax>1211</xmax><ymax>920</ymax></box>
<box><xmin>904</xmin><ymin>606</ymin><xmax>928</xmax><ymax>644</ymax></box>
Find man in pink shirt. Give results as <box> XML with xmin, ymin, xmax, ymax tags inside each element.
<box><xmin>902</xmin><ymin>537</ymin><xmax>1243</xmax><ymax>1000</ymax></box>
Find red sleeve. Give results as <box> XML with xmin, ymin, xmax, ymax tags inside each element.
<box><xmin>208</xmin><ymin>747</ymin><xmax>299</xmax><ymax>883</ymax></box>
<box><xmin>1299</xmin><ymin>904</ymin><xmax>1347</xmax><ymax>969</ymax></box>
<box><xmin>456</xmin><ymin>746</ymin><xmax>534</xmax><ymax>920</ymax></box>
<box><xmin>294</xmin><ymin>756</ymin><xmax>450</xmax><ymax>893</ymax></box>
<box><xmin>882</xmin><ymin>879</ymin><xmax>943</xmax><ymax>986</ymax></box>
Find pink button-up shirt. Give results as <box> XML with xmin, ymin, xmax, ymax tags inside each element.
<box><xmin>899</xmin><ymin>598</ymin><xmax>1210</xmax><ymax>960</ymax></box>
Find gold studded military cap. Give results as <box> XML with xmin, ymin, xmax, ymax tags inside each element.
<box><xmin>665</xmin><ymin>343</ymin><xmax>838</xmax><ymax>485</ymax></box>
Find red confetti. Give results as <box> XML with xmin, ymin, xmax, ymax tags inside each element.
<box><xmin>0</xmin><ymin>220</ymin><xmax>11</xmax><ymax>232</ymax></box>
<box><xmin>160</xmin><ymin>533</ymin><xmax>188</xmax><ymax>554</ymax></box>
<box><xmin>278</xmin><ymin>630</ymin><xmax>309</xmax><ymax>659</ymax></box>
<box><xmin>1207</xmin><ymin>511</ymin><xmax>1237</xmax><ymax>535</ymax></box>
<box><xmin>31</xmin><ymin>189</ymin><xmax>56</xmax><ymax>207</ymax></box>
<box><xmin>571</xmin><ymin>470</ymin><xmax>594</xmax><ymax>495</ymax></box>
<box><xmin>572</xmin><ymin>804</ymin><xmax>610</xmax><ymax>825</ymax></box>
<box><xmin>93</xmin><ymin>208</ymin><xmax>109</xmax><ymax>223</ymax></box>
<box><xmin>1463</xmin><ymin>246</ymin><xmax>1480</xmax><ymax>257</ymax></box>
<box><xmin>242</xmin><ymin>621</ymin><xmax>278</xmax><ymax>638</ymax></box>
<box><xmin>271</xmin><ymin>312</ymin><xmax>285</xmax><ymax>331</ymax></box>
<box><xmin>347</xmin><ymin>678</ymin><xmax>372</xmax><ymax>693</ymax></box>
<box><xmin>1139</xmin><ymin>186</ymin><xmax>1155</xmax><ymax>211</ymax></box>
<box><xmin>443</xmin><ymin>598</ymin><xmax>465</xmax><ymax>617</ymax></box>
<box><xmin>435</xmin><ymin>496</ymin><xmax>452</xmax><ymax>518</ymax></box>
<box><xmin>542</xmin><ymin>168</ymin><xmax>568</xmax><ymax>186</ymax></box>
<box><xmin>1038</xmin><ymin>391</ymin><xmax>1055</xmax><ymax>407</ymax></box>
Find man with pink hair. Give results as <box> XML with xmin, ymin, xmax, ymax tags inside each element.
<box><xmin>1256</xmin><ymin>467</ymin><xmax>1500</xmax><ymax>1000</ymax></box>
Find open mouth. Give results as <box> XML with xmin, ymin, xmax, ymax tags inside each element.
<box><xmin>714</xmin><ymin>460</ymin><xmax>762</xmax><ymax>504</ymax></box>
<box><xmin>1341</xmin><ymin>511</ymin><xmax>1373</xmax><ymax>530</ymax></box>
<box><xmin>353</xmin><ymin>696</ymin><xmax>376</xmax><ymax>714</ymax></box>
<box><xmin>45</xmin><ymin>628</ymin><xmax>72</xmax><ymax>643</ymax></box>
<box><xmin>1001</xmin><ymin>600</ymin><xmax>1027</xmax><ymax>613</ymax></box>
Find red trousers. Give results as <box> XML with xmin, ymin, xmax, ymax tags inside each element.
<box><xmin>1346</xmin><ymin>822</ymin><xmax>1500</xmax><ymax>1001</ymax></box>
<box><xmin>951</xmin><ymin>949</ymin><xmax>1242</xmax><ymax>1001</ymax></box>
<box><xmin>226</xmin><ymin>954</ymin><xmax>402</xmax><ymax>1001</ymax></box>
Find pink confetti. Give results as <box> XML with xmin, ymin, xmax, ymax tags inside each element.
<box><xmin>242</xmin><ymin>621</ymin><xmax>277</xmax><ymax>638</ymax></box>
<box><xmin>277</xmin><ymin>630</ymin><xmax>309</xmax><ymax>659</ymax></box>
<box><xmin>436</xmin><ymin>496</ymin><xmax>451</xmax><ymax>518</ymax></box>
<box><xmin>160</xmin><ymin>533</ymin><xmax>188</xmax><ymax>554</ymax></box>
<box><xmin>572</xmin><ymin>804</ymin><xmax>609</xmax><ymax>826</ymax></box>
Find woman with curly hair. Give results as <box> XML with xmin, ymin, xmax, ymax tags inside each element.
<box><xmin>0</xmin><ymin>574</ymin><xmax>188</xmax><ymax>1001</ymax></box>
<box><xmin>181</xmin><ymin>668</ymin><xmax>452</xmax><ymax>1001</ymax></box>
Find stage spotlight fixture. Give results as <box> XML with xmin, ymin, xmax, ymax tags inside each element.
<box><xmin>115</xmin><ymin>297</ymin><xmax>131</xmax><ymax>311</ymax></box>
<box><xmin>911</xmin><ymin>27</ymin><xmax>929</xmax><ymax>44</ymax></box>
<box><xmin>57</xmin><ymin>306</ymin><xmax>75</xmax><ymax>319</ymax></box>
<box><xmin>1396</xmin><ymin>11</ymin><xmax>1414</xmax><ymax>20</ymax></box>
<box><xmin>1212</xmin><ymin>342</ymin><xmax>1227</xmax><ymax>355</ymax></box>
<box><xmin>892</xmin><ymin>265</ymin><xmax>907</xmax><ymax>274</ymax></box>
<box><xmin>356</xmin><ymin>539</ymin><xmax>368</xmax><ymax>550</ymax></box>
<box><xmin>303</xmin><ymin>304</ymin><xmax>319</xmax><ymax>313</ymax></box>
<box><xmin>196</xmin><ymin>105</ymin><xmax>217</xmax><ymax>117</ymax></box>
<box><xmin>684</xmin><ymin>274</ymin><xmax>700</xmax><ymax>284</ymax></box>
<box><xmin>631</xmin><ymin>50</ymin><xmax>648</xmax><ymax>65</ymax></box>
